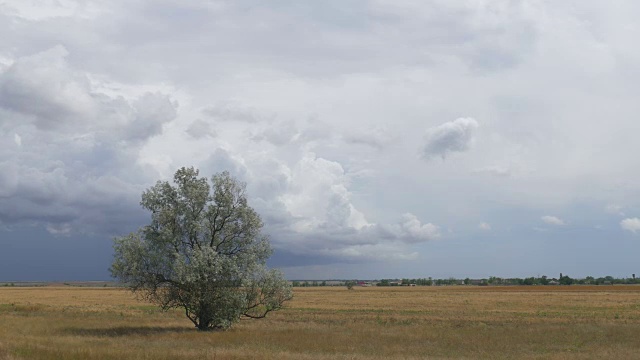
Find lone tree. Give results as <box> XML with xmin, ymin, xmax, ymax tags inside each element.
<box><xmin>110</xmin><ymin>167</ymin><xmax>292</xmax><ymax>331</ymax></box>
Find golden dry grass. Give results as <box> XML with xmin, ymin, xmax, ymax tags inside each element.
<box><xmin>1</xmin><ymin>285</ymin><xmax>640</xmax><ymax>359</ymax></box>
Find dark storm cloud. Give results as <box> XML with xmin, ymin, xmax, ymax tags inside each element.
<box><xmin>0</xmin><ymin>45</ymin><xmax>177</xmax><ymax>236</ymax></box>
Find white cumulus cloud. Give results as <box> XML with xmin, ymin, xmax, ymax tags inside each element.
<box><xmin>479</xmin><ymin>222</ymin><xmax>491</xmax><ymax>231</ymax></box>
<box><xmin>422</xmin><ymin>117</ymin><xmax>479</xmax><ymax>159</ymax></box>
<box><xmin>399</xmin><ymin>213</ymin><xmax>441</xmax><ymax>242</ymax></box>
<box><xmin>621</xmin><ymin>218</ymin><xmax>640</xmax><ymax>233</ymax></box>
<box><xmin>541</xmin><ymin>216</ymin><xmax>566</xmax><ymax>226</ymax></box>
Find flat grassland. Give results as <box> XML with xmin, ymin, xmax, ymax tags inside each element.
<box><xmin>2</xmin><ymin>286</ymin><xmax>640</xmax><ymax>359</ymax></box>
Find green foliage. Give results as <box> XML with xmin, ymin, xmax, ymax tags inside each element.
<box><xmin>111</xmin><ymin>167</ymin><xmax>292</xmax><ymax>331</ymax></box>
<box><xmin>418</xmin><ymin>274</ymin><xmax>640</xmax><ymax>286</ymax></box>
<box><xmin>559</xmin><ymin>275</ymin><xmax>574</xmax><ymax>285</ymax></box>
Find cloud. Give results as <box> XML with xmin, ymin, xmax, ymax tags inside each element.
<box><xmin>0</xmin><ymin>46</ymin><xmax>178</xmax><ymax>145</ymax></box>
<box><xmin>621</xmin><ymin>218</ymin><xmax>640</xmax><ymax>233</ymax></box>
<box><xmin>270</xmin><ymin>216</ymin><xmax>440</xmax><ymax>263</ymax></box>
<box><xmin>185</xmin><ymin>119</ymin><xmax>216</xmax><ymax>139</ymax></box>
<box><xmin>251</xmin><ymin>120</ymin><xmax>299</xmax><ymax>146</ymax></box>
<box><xmin>479</xmin><ymin>222</ymin><xmax>491</xmax><ymax>231</ymax></box>
<box><xmin>201</xmin><ymin>101</ymin><xmax>267</xmax><ymax>123</ymax></box>
<box><xmin>473</xmin><ymin>165</ymin><xmax>512</xmax><ymax>177</ymax></box>
<box><xmin>233</xmin><ymin>152</ymin><xmax>442</xmax><ymax>262</ymax></box>
<box><xmin>541</xmin><ymin>216</ymin><xmax>566</xmax><ymax>226</ymax></box>
<box><xmin>280</xmin><ymin>152</ymin><xmax>371</xmax><ymax>231</ymax></box>
<box><xmin>398</xmin><ymin>213</ymin><xmax>441</xmax><ymax>242</ymax></box>
<box><xmin>422</xmin><ymin>118</ymin><xmax>479</xmax><ymax>159</ymax></box>
<box><xmin>0</xmin><ymin>45</ymin><xmax>94</xmax><ymax>129</ymax></box>
<box><xmin>0</xmin><ymin>46</ymin><xmax>177</xmax><ymax>236</ymax></box>
<box><xmin>4</xmin><ymin>1</ymin><xmax>640</xmax><ymax>280</ymax></box>
<box><xmin>202</xmin><ymin>148</ymin><xmax>247</xmax><ymax>180</ymax></box>
<box><xmin>344</xmin><ymin>127</ymin><xmax>394</xmax><ymax>149</ymax></box>
<box><xmin>605</xmin><ymin>204</ymin><xmax>625</xmax><ymax>216</ymax></box>
<box><xmin>368</xmin><ymin>1</ymin><xmax>538</xmax><ymax>72</ymax></box>
<box><xmin>46</xmin><ymin>223</ymin><xmax>72</xmax><ymax>236</ymax></box>
<box><xmin>125</xmin><ymin>93</ymin><xmax>178</xmax><ymax>144</ymax></box>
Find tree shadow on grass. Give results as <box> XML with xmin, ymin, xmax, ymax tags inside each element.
<box><xmin>65</xmin><ymin>326</ymin><xmax>194</xmax><ymax>337</ymax></box>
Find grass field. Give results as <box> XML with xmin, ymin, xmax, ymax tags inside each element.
<box><xmin>2</xmin><ymin>285</ymin><xmax>640</xmax><ymax>359</ymax></box>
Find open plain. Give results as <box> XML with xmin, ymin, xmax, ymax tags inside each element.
<box><xmin>1</xmin><ymin>285</ymin><xmax>640</xmax><ymax>359</ymax></box>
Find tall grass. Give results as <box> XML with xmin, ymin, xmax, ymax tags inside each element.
<box><xmin>1</xmin><ymin>286</ymin><xmax>640</xmax><ymax>359</ymax></box>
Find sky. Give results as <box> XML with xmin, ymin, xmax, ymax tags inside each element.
<box><xmin>1</xmin><ymin>0</ymin><xmax>640</xmax><ymax>281</ymax></box>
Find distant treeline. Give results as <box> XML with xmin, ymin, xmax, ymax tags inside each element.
<box><xmin>291</xmin><ymin>274</ymin><xmax>640</xmax><ymax>287</ymax></box>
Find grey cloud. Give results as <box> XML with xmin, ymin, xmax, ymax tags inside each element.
<box><xmin>473</xmin><ymin>165</ymin><xmax>512</xmax><ymax>177</ymax></box>
<box><xmin>369</xmin><ymin>1</ymin><xmax>538</xmax><ymax>72</ymax></box>
<box><xmin>0</xmin><ymin>160</ymin><xmax>18</xmax><ymax>197</ymax></box>
<box><xmin>268</xmin><ymin>250</ymin><xmax>344</xmax><ymax>267</ymax></box>
<box><xmin>0</xmin><ymin>46</ymin><xmax>176</xmax><ymax>236</ymax></box>
<box><xmin>246</xmin><ymin>160</ymin><xmax>290</xmax><ymax>201</ymax></box>
<box><xmin>46</xmin><ymin>223</ymin><xmax>72</xmax><ymax>236</ymax></box>
<box><xmin>299</xmin><ymin>117</ymin><xmax>334</xmax><ymax>142</ymax></box>
<box><xmin>126</xmin><ymin>93</ymin><xmax>178</xmax><ymax>143</ymax></box>
<box><xmin>0</xmin><ymin>162</ymin><xmax>146</xmax><ymax>235</ymax></box>
<box><xmin>0</xmin><ymin>0</ymin><xmax>540</xmax><ymax>87</ymax></box>
<box><xmin>0</xmin><ymin>46</ymin><xmax>178</xmax><ymax>146</ymax></box>
<box><xmin>202</xmin><ymin>101</ymin><xmax>266</xmax><ymax>123</ymax></box>
<box><xmin>0</xmin><ymin>0</ymin><xmax>546</xmax><ymax>118</ymax></box>
<box><xmin>0</xmin><ymin>45</ymin><xmax>93</xmax><ymax>129</ymax></box>
<box><xmin>185</xmin><ymin>119</ymin><xmax>216</xmax><ymax>139</ymax></box>
<box><xmin>344</xmin><ymin>126</ymin><xmax>394</xmax><ymax>149</ymax></box>
<box><xmin>201</xmin><ymin>148</ymin><xmax>248</xmax><ymax>181</ymax></box>
<box><xmin>268</xmin><ymin>224</ymin><xmax>427</xmax><ymax>263</ymax></box>
<box><xmin>423</xmin><ymin>117</ymin><xmax>479</xmax><ymax>159</ymax></box>
<box><xmin>251</xmin><ymin>120</ymin><xmax>298</xmax><ymax>146</ymax></box>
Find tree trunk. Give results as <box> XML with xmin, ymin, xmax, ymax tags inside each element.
<box><xmin>197</xmin><ymin>320</ymin><xmax>210</xmax><ymax>331</ymax></box>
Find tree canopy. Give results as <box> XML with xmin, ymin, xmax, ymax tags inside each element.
<box><xmin>110</xmin><ymin>167</ymin><xmax>292</xmax><ymax>331</ymax></box>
